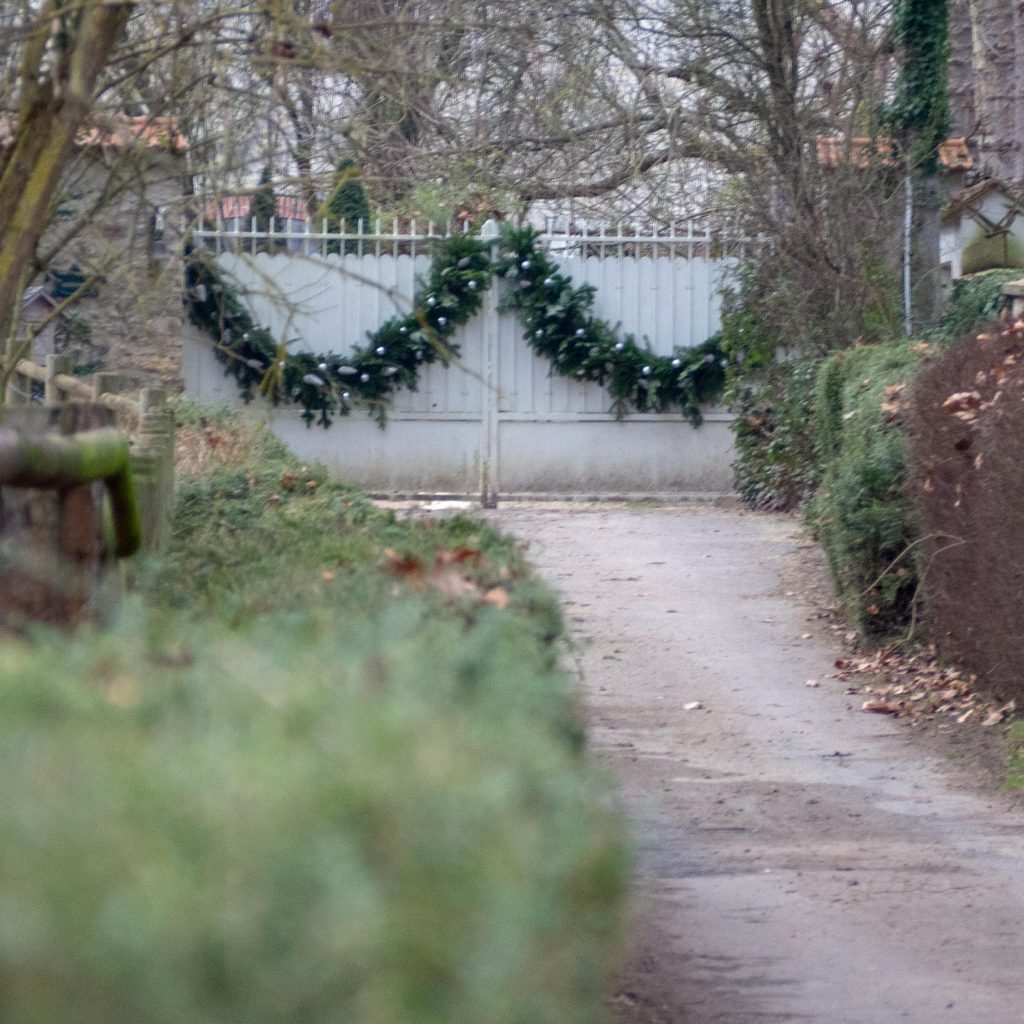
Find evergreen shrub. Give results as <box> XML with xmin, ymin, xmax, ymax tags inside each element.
<box><xmin>807</xmin><ymin>341</ymin><xmax>925</xmax><ymax>637</ymax></box>
<box><xmin>0</xmin><ymin>411</ymin><xmax>626</xmax><ymax>1024</ymax></box>
<box><xmin>929</xmin><ymin>269</ymin><xmax>1022</xmax><ymax>344</ymax></box>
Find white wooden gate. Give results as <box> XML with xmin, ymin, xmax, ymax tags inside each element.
<box><xmin>182</xmin><ymin>221</ymin><xmax>743</xmax><ymax>499</ymax></box>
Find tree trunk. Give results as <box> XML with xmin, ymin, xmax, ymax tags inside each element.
<box><xmin>0</xmin><ymin>2</ymin><xmax>135</xmax><ymax>342</ymax></box>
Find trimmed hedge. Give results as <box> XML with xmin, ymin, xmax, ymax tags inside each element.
<box><xmin>807</xmin><ymin>341</ymin><xmax>925</xmax><ymax>637</ymax></box>
<box><xmin>907</xmin><ymin>320</ymin><xmax>1024</xmax><ymax>702</ymax></box>
<box><xmin>0</xmin><ymin>414</ymin><xmax>626</xmax><ymax>1024</ymax></box>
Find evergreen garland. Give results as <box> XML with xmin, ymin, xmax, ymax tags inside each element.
<box><xmin>185</xmin><ymin>225</ymin><xmax>725</xmax><ymax>427</ymax></box>
<box><xmin>185</xmin><ymin>233</ymin><xmax>493</xmax><ymax>426</ymax></box>
<box><xmin>495</xmin><ymin>226</ymin><xmax>725</xmax><ymax>424</ymax></box>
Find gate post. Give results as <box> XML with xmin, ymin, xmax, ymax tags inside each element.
<box><xmin>479</xmin><ymin>219</ymin><xmax>500</xmax><ymax>508</ymax></box>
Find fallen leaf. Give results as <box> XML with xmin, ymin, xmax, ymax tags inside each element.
<box><xmin>683</xmin><ymin>701</ymin><xmax>703</xmax><ymax>711</ymax></box>
<box><xmin>483</xmin><ymin>586</ymin><xmax>510</xmax><ymax>609</ymax></box>
<box><xmin>942</xmin><ymin>391</ymin><xmax>982</xmax><ymax>414</ymax></box>
<box><xmin>321</xmin><ymin>570</ymin><xmax>336</xmax><ymax>583</ymax></box>
<box><xmin>804</xmin><ymin>679</ymin><xmax>820</xmax><ymax>688</ymax></box>
<box><xmin>862</xmin><ymin>700</ymin><xmax>902</xmax><ymax>715</ymax></box>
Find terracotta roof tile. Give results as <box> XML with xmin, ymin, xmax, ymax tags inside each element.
<box><xmin>816</xmin><ymin>135</ymin><xmax>973</xmax><ymax>172</ymax></box>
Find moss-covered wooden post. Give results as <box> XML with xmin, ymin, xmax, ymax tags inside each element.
<box><xmin>0</xmin><ymin>403</ymin><xmax>136</xmax><ymax>627</ymax></box>
<box><xmin>131</xmin><ymin>388</ymin><xmax>174</xmax><ymax>554</ymax></box>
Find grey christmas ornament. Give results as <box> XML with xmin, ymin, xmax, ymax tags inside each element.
<box><xmin>360</xmin><ymin>372</ymin><xmax>371</xmax><ymax>383</ymax></box>
<box><xmin>303</xmin><ymin>374</ymin><xmax>327</xmax><ymax>389</ymax></box>
<box><xmin>376</xmin><ymin>346</ymin><xmax>386</xmax><ymax>356</ymax></box>
<box><xmin>338</xmin><ymin>366</ymin><xmax>357</xmax><ymax>376</ymax></box>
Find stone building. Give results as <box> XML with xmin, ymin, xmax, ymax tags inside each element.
<box><xmin>27</xmin><ymin>116</ymin><xmax>188</xmax><ymax>389</ymax></box>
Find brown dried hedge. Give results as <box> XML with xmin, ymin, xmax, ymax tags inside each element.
<box><xmin>906</xmin><ymin>316</ymin><xmax>1024</xmax><ymax>702</ymax></box>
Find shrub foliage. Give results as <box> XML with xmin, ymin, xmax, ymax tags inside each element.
<box><xmin>0</xmin><ymin>411</ymin><xmax>626</xmax><ymax>1024</ymax></box>
<box><xmin>907</xmin><ymin>318</ymin><xmax>1024</xmax><ymax>702</ymax></box>
<box><xmin>807</xmin><ymin>341</ymin><xmax>925</xmax><ymax>637</ymax></box>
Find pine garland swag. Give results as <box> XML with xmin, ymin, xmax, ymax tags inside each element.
<box><xmin>495</xmin><ymin>226</ymin><xmax>725</xmax><ymax>424</ymax></box>
<box><xmin>185</xmin><ymin>233</ymin><xmax>493</xmax><ymax>426</ymax></box>
<box><xmin>185</xmin><ymin>225</ymin><xmax>725</xmax><ymax>427</ymax></box>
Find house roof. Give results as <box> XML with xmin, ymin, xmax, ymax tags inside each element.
<box><xmin>203</xmin><ymin>194</ymin><xmax>311</xmax><ymax>223</ymax></box>
<box><xmin>942</xmin><ymin>178</ymin><xmax>1024</xmax><ymax>221</ymax></box>
<box><xmin>815</xmin><ymin>135</ymin><xmax>973</xmax><ymax>172</ymax></box>
<box><xmin>78</xmin><ymin>115</ymin><xmax>187</xmax><ymax>156</ymax></box>
<box><xmin>0</xmin><ymin>114</ymin><xmax>187</xmax><ymax>157</ymax></box>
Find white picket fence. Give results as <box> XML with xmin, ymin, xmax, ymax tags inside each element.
<box><xmin>183</xmin><ymin>220</ymin><xmax>747</xmax><ymax>499</ymax></box>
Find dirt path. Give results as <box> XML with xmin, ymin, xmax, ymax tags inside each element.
<box><xmin>495</xmin><ymin>503</ymin><xmax>1024</xmax><ymax>1024</ymax></box>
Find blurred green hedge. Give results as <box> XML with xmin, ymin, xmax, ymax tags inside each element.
<box><xmin>0</xmin><ymin>414</ymin><xmax>626</xmax><ymax>1024</ymax></box>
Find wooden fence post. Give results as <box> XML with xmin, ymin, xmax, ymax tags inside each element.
<box><xmin>0</xmin><ymin>404</ymin><xmax>120</xmax><ymax>626</ymax></box>
<box><xmin>44</xmin><ymin>354</ymin><xmax>71</xmax><ymax>407</ymax></box>
<box><xmin>131</xmin><ymin>388</ymin><xmax>174</xmax><ymax>554</ymax></box>
<box><xmin>4</xmin><ymin>334</ymin><xmax>21</xmax><ymax>406</ymax></box>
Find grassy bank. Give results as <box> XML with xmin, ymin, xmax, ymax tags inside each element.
<box><xmin>0</xmin><ymin>410</ymin><xmax>626</xmax><ymax>1024</ymax></box>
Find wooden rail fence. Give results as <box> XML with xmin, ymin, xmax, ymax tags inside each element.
<box><xmin>1</xmin><ymin>353</ymin><xmax>175</xmax><ymax>626</ymax></box>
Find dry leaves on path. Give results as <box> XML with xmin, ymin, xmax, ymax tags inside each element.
<box><xmin>828</xmin><ymin>647</ymin><xmax>1016</xmax><ymax>729</ymax></box>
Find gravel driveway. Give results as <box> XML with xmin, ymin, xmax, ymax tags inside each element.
<box><xmin>495</xmin><ymin>502</ymin><xmax>1024</xmax><ymax>1024</ymax></box>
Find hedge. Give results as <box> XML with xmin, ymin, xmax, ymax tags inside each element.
<box><xmin>807</xmin><ymin>341</ymin><xmax>925</xmax><ymax>638</ymax></box>
<box><xmin>0</xmin><ymin>413</ymin><xmax>626</xmax><ymax>1024</ymax></box>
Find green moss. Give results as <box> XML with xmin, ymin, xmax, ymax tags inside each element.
<box><xmin>1007</xmin><ymin>722</ymin><xmax>1024</xmax><ymax>789</ymax></box>
<box><xmin>960</xmin><ymin>234</ymin><xmax>1024</xmax><ymax>276</ymax></box>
